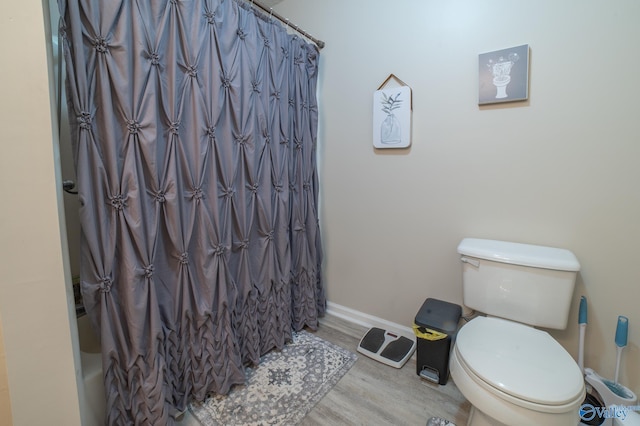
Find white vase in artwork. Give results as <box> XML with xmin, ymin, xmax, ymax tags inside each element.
<box><xmin>381</xmin><ymin>113</ymin><xmax>402</xmax><ymax>144</ymax></box>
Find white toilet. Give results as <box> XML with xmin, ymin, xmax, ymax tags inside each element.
<box><xmin>450</xmin><ymin>238</ymin><xmax>586</xmax><ymax>426</ymax></box>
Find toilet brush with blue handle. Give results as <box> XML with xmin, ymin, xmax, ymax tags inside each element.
<box><xmin>578</xmin><ymin>296</ymin><xmax>587</xmax><ymax>373</ymax></box>
<box><xmin>614</xmin><ymin>315</ymin><xmax>628</xmax><ymax>385</ymax></box>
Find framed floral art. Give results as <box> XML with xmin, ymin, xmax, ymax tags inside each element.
<box><xmin>373</xmin><ymin>75</ymin><xmax>412</xmax><ymax>149</ymax></box>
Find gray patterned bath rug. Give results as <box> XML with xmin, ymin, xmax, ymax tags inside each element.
<box><xmin>189</xmin><ymin>330</ymin><xmax>357</xmax><ymax>426</ymax></box>
<box><xmin>427</xmin><ymin>417</ymin><xmax>456</xmax><ymax>426</ymax></box>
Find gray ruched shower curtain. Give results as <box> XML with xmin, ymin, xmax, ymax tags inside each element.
<box><xmin>58</xmin><ymin>0</ymin><xmax>324</xmax><ymax>423</ymax></box>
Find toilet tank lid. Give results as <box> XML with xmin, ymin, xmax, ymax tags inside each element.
<box><xmin>457</xmin><ymin>238</ymin><xmax>581</xmax><ymax>272</ymax></box>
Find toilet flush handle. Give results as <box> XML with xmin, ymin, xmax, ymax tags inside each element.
<box><xmin>460</xmin><ymin>257</ymin><xmax>480</xmax><ymax>268</ymax></box>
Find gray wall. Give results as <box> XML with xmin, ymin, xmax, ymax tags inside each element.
<box><xmin>275</xmin><ymin>0</ymin><xmax>640</xmax><ymax>394</ymax></box>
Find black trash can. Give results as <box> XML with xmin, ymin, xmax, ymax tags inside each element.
<box><xmin>414</xmin><ymin>298</ymin><xmax>462</xmax><ymax>385</ymax></box>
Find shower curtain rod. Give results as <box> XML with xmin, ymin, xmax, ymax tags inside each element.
<box><xmin>248</xmin><ymin>0</ymin><xmax>325</xmax><ymax>49</ymax></box>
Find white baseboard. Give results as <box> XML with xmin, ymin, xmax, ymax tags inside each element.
<box><xmin>325</xmin><ymin>301</ymin><xmax>415</xmax><ymax>341</ymax></box>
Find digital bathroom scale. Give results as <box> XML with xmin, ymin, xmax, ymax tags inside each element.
<box><xmin>357</xmin><ymin>327</ymin><xmax>416</xmax><ymax>368</ymax></box>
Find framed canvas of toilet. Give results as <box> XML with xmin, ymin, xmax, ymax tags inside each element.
<box><xmin>478</xmin><ymin>44</ymin><xmax>530</xmax><ymax>105</ymax></box>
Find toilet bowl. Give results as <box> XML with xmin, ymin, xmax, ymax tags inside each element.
<box><xmin>450</xmin><ymin>316</ymin><xmax>585</xmax><ymax>426</ymax></box>
<box><xmin>453</xmin><ymin>238</ymin><xmax>584</xmax><ymax>426</ymax></box>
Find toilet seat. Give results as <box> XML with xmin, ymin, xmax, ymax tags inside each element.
<box><xmin>456</xmin><ymin>316</ymin><xmax>584</xmax><ymax>407</ymax></box>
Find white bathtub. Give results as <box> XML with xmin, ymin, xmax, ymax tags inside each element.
<box><xmin>76</xmin><ymin>314</ymin><xmax>106</xmax><ymax>426</ymax></box>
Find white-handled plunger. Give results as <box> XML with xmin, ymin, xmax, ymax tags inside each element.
<box><xmin>614</xmin><ymin>315</ymin><xmax>628</xmax><ymax>385</ymax></box>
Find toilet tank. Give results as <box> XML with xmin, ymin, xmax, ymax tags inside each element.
<box><xmin>457</xmin><ymin>238</ymin><xmax>581</xmax><ymax>330</ymax></box>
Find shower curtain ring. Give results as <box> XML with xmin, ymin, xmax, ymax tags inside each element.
<box><xmin>269</xmin><ymin>8</ymin><xmax>273</xmax><ymax>20</ymax></box>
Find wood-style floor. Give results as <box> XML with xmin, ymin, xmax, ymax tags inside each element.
<box><xmin>301</xmin><ymin>314</ymin><xmax>470</xmax><ymax>426</ymax></box>
<box><xmin>179</xmin><ymin>313</ymin><xmax>470</xmax><ymax>426</ymax></box>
